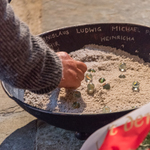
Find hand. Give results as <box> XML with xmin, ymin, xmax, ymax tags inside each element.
<box><xmin>56</xmin><ymin>51</ymin><xmax>87</xmax><ymax>89</ymax></box>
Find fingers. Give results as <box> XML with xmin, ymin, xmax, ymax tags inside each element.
<box><xmin>65</xmin><ymin>78</ymin><xmax>81</xmax><ymax>90</ymax></box>
<box><xmin>57</xmin><ymin>52</ymin><xmax>87</xmax><ymax>73</ymax></box>
<box><xmin>56</xmin><ymin>52</ymin><xmax>72</xmax><ymax>60</ymax></box>
<box><xmin>57</xmin><ymin>51</ymin><xmax>87</xmax><ymax>89</ymax></box>
<box><xmin>76</xmin><ymin>61</ymin><xmax>87</xmax><ymax>73</ymax></box>
<box><xmin>76</xmin><ymin>68</ymin><xmax>84</xmax><ymax>81</ymax></box>
<box><xmin>65</xmin><ymin>60</ymin><xmax>86</xmax><ymax>81</ymax></box>
<box><xmin>68</xmin><ymin>61</ymin><xmax>86</xmax><ymax>81</ymax></box>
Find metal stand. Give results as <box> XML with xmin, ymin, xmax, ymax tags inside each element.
<box><xmin>75</xmin><ymin>132</ymin><xmax>91</xmax><ymax>140</ymax></box>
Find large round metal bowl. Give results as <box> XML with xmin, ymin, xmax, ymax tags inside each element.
<box><xmin>2</xmin><ymin>23</ymin><xmax>150</xmax><ymax>134</ymax></box>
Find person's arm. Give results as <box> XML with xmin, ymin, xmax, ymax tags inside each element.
<box><xmin>0</xmin><ymin>0</ymin><xmax>62</xmax><ymax>94</ymax></box>
<box><xmin>0</xmin><ymin>0</ymin><xmax>87</xmax><ymax>94</ymax></box>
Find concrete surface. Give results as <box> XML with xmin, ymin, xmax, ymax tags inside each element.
<box><xmin>1</xmin><ymin>0</ymin><xmax>150</xmax><ymax>150</ymax></box>
<box><xmin>0</xmin><ymin>1</ymin><xmax>41</xmax><ymax>149</ymax></box>
<box><xmin>42</xmin><ymin>0</ymin><xmax>150</xmax><ymax>32</ymax></box>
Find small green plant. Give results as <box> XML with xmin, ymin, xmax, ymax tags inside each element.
<box><xmin>137</xmin><ymin>132</ymin><xmax>150</xmax><ymax>150</ymax></box>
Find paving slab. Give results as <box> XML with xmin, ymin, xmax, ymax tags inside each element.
<box><xmin>10</xmin><ymin>0</ymin><xmax>42</xmax><ymax>35</ymax></box>
<box><xmin>35</xmin><ymin>120</ymin><xmax>84</xmax><ymax>150</ymax></box>
<box><xmin>42</xmin><ymin>0</ymin><xmax>150</xmax><ymax>32</ymax></box>
<box><xmin>0</xmin><ymin>118</ymin><xmax>37</xmax><ymax>150</ymax></box>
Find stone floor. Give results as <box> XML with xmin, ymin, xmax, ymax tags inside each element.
<box><xmin>1</xmin><ymin>0</ymin><xmax>150</xmax><ymax>150</ymax></box>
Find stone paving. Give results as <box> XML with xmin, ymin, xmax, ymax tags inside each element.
<box><xmin>1</xmin><ymin>0</ymin><xmax>150</xmax><ymax>150</ymax></box>
<box><xmin>42</xmin><ymin>0</ymin><xmax>150</xmax><ymax>32</ymax></box>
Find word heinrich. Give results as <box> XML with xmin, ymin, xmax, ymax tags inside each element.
<box><xmin>101</xmin><ymin>35</ymin><xmax>134</xmax><ymax>42</ymax></box>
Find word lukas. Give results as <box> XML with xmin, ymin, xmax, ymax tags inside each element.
<box><xmin>112</xmin><ymin>26</ymin><xmax>140</xmax><ymax>32</ymax></box>
<box><xmin>76</xmin><ymin>27</ymin><xmax>102</xmax><ymax>34</ymax></box>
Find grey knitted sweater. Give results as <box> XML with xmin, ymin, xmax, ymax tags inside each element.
<box><xmin>0</xmin><ymin>0</ymin><xmax>62</xmax><ymax>94</ymax></box>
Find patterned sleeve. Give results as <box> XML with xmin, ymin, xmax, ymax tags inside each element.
<box><xmin>0</xmin><ymin>0</ymin><xmax>62</xmax><ymax>94</ymax></box>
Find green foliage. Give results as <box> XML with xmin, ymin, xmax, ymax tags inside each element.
<box><xmin>137</xmin><ymin>132</ymin><xmax>150</xmax><ymax>150</ymax></box>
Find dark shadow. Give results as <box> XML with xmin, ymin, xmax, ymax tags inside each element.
<box><xmin>0</xmin><ymin>120</ymin><xmax>37</xmax><ymax>150</ymax></box>
<box><xmin>58</xmin><ymin>89</ymin><xmax>87</xmax><ymax>113</ymax></box>
<box><xmin>0</xmin><ymin>119</ymin><xmax>85</xmax><ymax>150</ymax></box>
